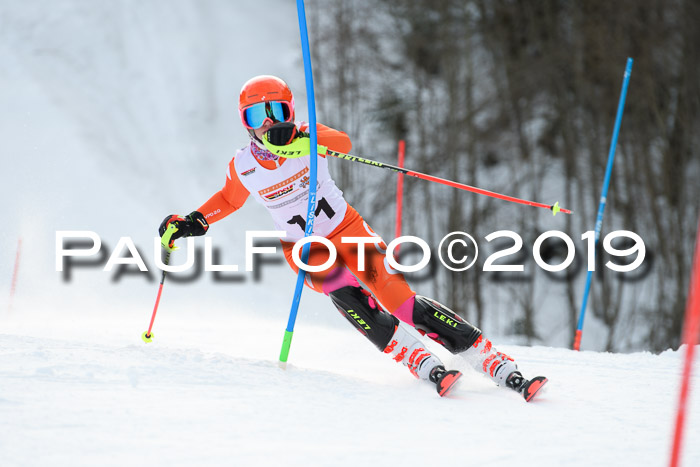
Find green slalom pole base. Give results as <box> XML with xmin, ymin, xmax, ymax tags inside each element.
<box><xmin>279</xmin><ymin>330</ymin><xmax>294</xmax><ymax>369</ymax></box>
<box><xmin>141</xmin><ymin>331</ymin><xmax>153</xmax><ymax>343</ymax></box>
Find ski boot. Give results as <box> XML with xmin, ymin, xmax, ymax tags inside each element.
<box><xmin>429</xmin><ymin>365</ymin><xmax>463</xmax><ymax>397</ymax></box>
<box><xmin>505</xmin><ymin>371</ymin><xmax>548</xmax><ymax>402</ymax></box>
<box><xmin>382</xmin><ymin>321</ymin><xmax>462</xmax><ymax>397</ymax></box>
<box><xmin>329</xmin><ymin>286</ymin><xmax>464</xmax><ymax>397</ymax></box>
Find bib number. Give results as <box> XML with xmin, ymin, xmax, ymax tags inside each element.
<box><xmin>287</xmin><ymin>197</ymin><xmax>336</xmax><ymax>232</ymax></box>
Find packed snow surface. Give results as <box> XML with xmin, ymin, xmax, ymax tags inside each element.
<box><xmin>1</xmin><ymin>306</ymin><xmax>698</xmax><ymax>466</ymax></box>
<box><xmin>1</xmin><ymin>1</ymin><xmax>698</xmax><ymax>466</ymax></box>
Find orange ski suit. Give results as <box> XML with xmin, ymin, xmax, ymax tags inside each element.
<box><xmin>198</xmin><ymin>123</ymin><xmax>416</xmax><ymax>313</ymax></box>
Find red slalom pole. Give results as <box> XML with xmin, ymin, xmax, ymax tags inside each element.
<box><xmin>395</xmin><ymin>140</ymin><xmax>406</xmax><ymax>242</ymax></box>
<box><xmin>670</xmin><ymin>214</ymin><xmax>700</xmax><ymax>467</ymax></box>
<box><xmin>325</xmin><ymin>149</ymin><xmax>571</xmax><ymax>215</ymax></box>
<box><xmin>142</xmin><ymin>225</ymin><xmax>178</xmax><ymax>343</ymax></box>
<box><xmin>142</xmin><ymin>249</ymin><xmax>171</xmax><ymax>343</ymax></box>
<box><xmin>8</xmin><ymin>238</ymin><xmax>22</xmax><ymax>312</ymax></box>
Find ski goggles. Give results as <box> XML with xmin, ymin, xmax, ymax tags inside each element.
<box><xmin>240</xmin><ymin>101</ymin><xmax>293</xmax><ymax>129</ymax></box>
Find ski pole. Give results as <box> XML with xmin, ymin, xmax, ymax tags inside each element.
<box><xmin>263</xmin><ymin>138</ymin><xmax>572</xmax><ymax>216</ymax></box>
<box><xmin>142</xmin><ymin>224</ymin><xmax>178</xmax><ymax>343</ymax></box>
<box><xmin>395</xmin><ymin>140</ymin><xmax>406</xmax><ymax>244</ymax></box>
<box><xmin>326</xmin><ymin>149</ymin><xmax>571</xmax><ymax>215</ymax></box>
<box><xmin>573</xmin><ymin>57</ymin><xmax>633</xmax><ymax>351</ymax></box>
<box><xmin>278</xmin><ymin>0</ymin><xmax>318</xmax><ymax>367</ymax></box>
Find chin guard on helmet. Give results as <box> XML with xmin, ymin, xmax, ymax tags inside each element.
<box><xmin>411</xmin><ymin>295</ymin><xmax>482</xmax><ymax>353</ymax></box>
<box><xmin>262</xmin><ymin>126</ymin><xmax>328</xmax><ymax>159</ymax></box>
<box><xmin>266</xmin><ymin>122</ymin><xmax>299</xmax><ymax>146</ymax></box>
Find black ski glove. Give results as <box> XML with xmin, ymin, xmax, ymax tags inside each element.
<box><xmin>266</xmin><ymin>122</ymin><xmax>308</xmax><ymax>146</ymax></box>
<box><xmin>158</xmin><ymin>211</ymin><xmax>209</xmax><ymax>248</ymax></box>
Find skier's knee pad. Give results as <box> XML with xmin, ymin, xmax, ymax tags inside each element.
<box><xmin>412</xmin><ymin>295</ymin><xmax>482</xmax><ymax>353</ymax></box>
<box><xmin>329</xmin><ymin>286</ymin><xmax>399</xmax><ymax>351</ymax></box>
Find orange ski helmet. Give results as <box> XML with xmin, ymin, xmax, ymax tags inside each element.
<box><xmin>239</xmin><ymin>75</ymin><xmax>295</xmax><ymax>131</ymax></box>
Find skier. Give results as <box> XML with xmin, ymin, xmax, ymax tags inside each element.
<box><xmin>159</xmin><ymin>75</ymin><xmax>547</xmax><ymax>400</ymax></box>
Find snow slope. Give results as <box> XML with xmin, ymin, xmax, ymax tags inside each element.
<box><xmin>1</xmin><ymin>2</ymin><xmax>699</xmax><ymax>466</ymax></box>
<box><xmin>0</xmin><ymin>0</ymin><xmax>330</xmax><ymax>316</ymax></box>
<box><xmin>1</xmin><ymin>307</ymin><xmax>699</xmax><ymax>467</ymax></box>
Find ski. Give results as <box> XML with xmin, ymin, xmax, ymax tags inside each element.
<box><xmin>434</xmin><ymin>369</ymin><xmax>463</xmax><ymax>397</ymax></box>
<box><xmin>506</xmin><ymin>371</ymin><xmax>548</xmax><ymax>402</ymax></box>
<box><xmin>521</xmin><ymin>376</ymin><xmax>548</xmax><ymax>402</ymax></box>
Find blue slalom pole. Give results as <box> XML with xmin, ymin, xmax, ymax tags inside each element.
<box><xmin>279</xmin><ymin>0</ymin><xmax>318</xmax><ymax>365</ymax></box>
<box><xmin>574</xmin><ymin>57</ymin><xmax>633</xmax><ymax>351</ymax></box>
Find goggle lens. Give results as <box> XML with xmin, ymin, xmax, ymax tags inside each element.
<box><xmin>242</xmin><ymin>101</ymin><xmax>292</xmax><ymax>129</ymax></box>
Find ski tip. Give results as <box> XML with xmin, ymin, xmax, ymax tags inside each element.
<box><xmin>437</xmin><ymin>370</ymin><xmax>463</xmax><ymax>397</ymax></box>
<box><xmin>523</xmin><ymin>376</ymin><xmax>548</xmax><ymax>402</ymax></box>
<box><xmin>141</xmin><ymin>331</ymin><xmax>153</xmax><ymax>343</ymax></box>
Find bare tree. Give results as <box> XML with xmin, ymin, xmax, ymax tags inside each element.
<box><xmin>306</xmin><ymin>0</ymin><xmax>700</xmax><ymax>352</ymax></box>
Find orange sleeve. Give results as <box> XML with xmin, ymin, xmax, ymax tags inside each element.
<box><xmin>300</xmin><ymin>122</ymin><xmax>352</xmax><ymax>155</ymax></box>
<box><xmin>197</xmin><ymin>159</ymin><xmax>250</xmax><ymax>224</ymax></box>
